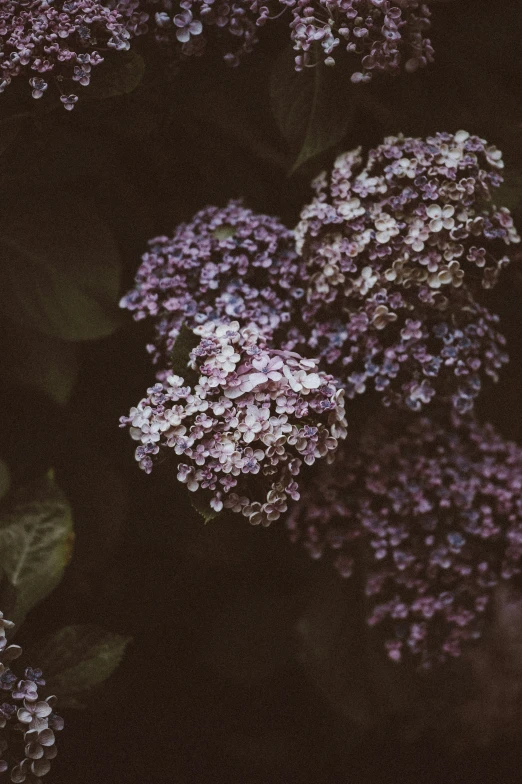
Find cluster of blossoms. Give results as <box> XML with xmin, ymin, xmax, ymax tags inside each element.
<box><xmin>147</xmin><ymin>0</ymin><xmax>259</xmax><ymax>67</ymax></box>
<box><xmin>120</xmin><ymin>201</ymin><xmax>304</xmax><ymax>366</ymax></box>
<box><xmin>287</xmin><ymin>415</ymin><xmax>522</xmax><ymax>667</ymax></box>
<box><xmin>0</xmin><ymin>0</ymin><xmax>148</xmax><ymax>109</ymax></box>
<box><xmin>0</xmin><ymin>613</ymin><xmax>63</xmax><ymax>782</ymax></box>
<box><xmin>120</xmin><ymin>321</ymin><xmax>347</xmax><ymax>526</ymax></box>
<box><xmin>121</xmin><ymin>131</ymin><xmax>522</xmax><ymax>670</ymax></box>
<box><xmin>291</xmin><ymin>131</ymin><xmax>520</xmax><ymax>411</ymax></box>
<box><xmin>1</xmin><ymin>0</ymin><xmax>444</xmax><ymax>108</ymax></box>
<box><xmin>282</xmin><ymin>0</ymin><xmax>434</xmax><ymax>80</ymax></box>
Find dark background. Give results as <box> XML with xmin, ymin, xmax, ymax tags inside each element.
<box><xmin>2</xmin><ymin>0</ymin><xmax>522</xmax><ymax>780</ymax></box>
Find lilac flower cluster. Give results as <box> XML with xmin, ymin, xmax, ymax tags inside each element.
<box><xmin>281</xmin><ymin>0</ymin><xmax>434</xmax><ymax>80</ymax></box>
<box><xmin>146</xmin><ymin>0</ymin><xmax>259</xmax><ymax>67</ymax></box>
<box><xmin>0</xmin><ymin>0</ymin><xmax>148</xmax><ymax>109</ymax></box>
<box><xmin>120</xmin><ymin>321</ymin><xmax>347</xmax><ymax>526</ymax></box>
<box><xmin>0</xmin><ymin>613</ymin><xmax>63</xmax><ymax>783</ymax></box>
<box><xmin>292</xmin><ymin>131</ymin><xmax>519</xmax><ymax>411</ymax></box>
<box><xmin>120</xmin><ymin>201</ymin><xmax>304</xmax><ymax>366</ymax></box>
<box><xmin>287</xmin><ymin>415</ymin><xmax>522</xmax><ymax>667</ymax></box>
<box><xmin>286</xmin><ymin>284</ymin><xmax>509</xmax><ymax>413</ymax></box>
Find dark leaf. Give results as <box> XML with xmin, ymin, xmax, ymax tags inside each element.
<box><xmin>270</xmin><ymin>46</ymin><xmax>356</xmax><ymax>173</ymax></box>
<box><xmin>0</xmin><ymin>194</ymin><xmax>123</xmax><ymax>341</ymax></box>
<box><xmin>0</xmin><ymin>318</ymin><xmax>79</xmax><ymax>406</ymax></box>
<box><xmin>0</xmin><ymin>472</ymin><xmax>73</xmax><ymax>625</ymax></box>
<box><xmin>83</xmin><ymin>51</ymin><xmax>145</xmax><ymax>102</ymax></box>
<box><xmin>0</xmin><ymin>461</ymin><xmax>10</xmax><ymax>502</ymax></box>
<box><xmin>31</xmin><ymin>624</ymin><xmax>131</xmax><ymax>699</ymax></box>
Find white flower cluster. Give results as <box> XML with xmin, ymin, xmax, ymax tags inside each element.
<box><xmin>121</xmin><ymin>322</ymin><xmax>347</xmax><ymax>526</ymax></box>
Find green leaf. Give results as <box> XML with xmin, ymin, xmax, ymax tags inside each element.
<box><xmin>31</xmin><ymin>625</ymin><xmax>131</xmax><ymax>699</ymax></box>
<box><xmin>270</xmin><ymin>46</ymin><xmax>356</xmax><ymax>173</ymax></box>
<box><xmin>82</xmin><ymin>51</ymin><xmax>145</xmax><ymax>102</ymax></box>
<box><xmin>190</xmin><ymin>491</ymin><xmax>220</xmax><ymax>524</ymax></box>
<box><xmin>0</xmin><ymin>194</ymin><xmax>123</xmax><ymax>341</ymax></box>
<box><xmin>170</xmin><ymin>323</ymin><xmax>200</xmax><ymax>386</ymax></box>
<box><xmin>0</xmin><ymin>319</ymin><xmax>79</xmax><ymax>406</ymax></box>
<box><xmin>0</xmin><ymin>473</ymin><xmax>73</xmax><ymax>625</ymax></box>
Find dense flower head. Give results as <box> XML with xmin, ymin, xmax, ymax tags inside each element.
<box><xmin>0</xmin><ymin>612</ymin><xmax>63</xmax><ymax>783</ymax></box>
<box><xmin>287</xmin><ymin>415</ymin><xmax>522</xmax><ymax>668</ymax></box>
<box><xmin>146</xmin><ymin>0</ymin><xmax>259</xmax><ymax>67</ymax></box>
<box><xmin>289</xmin><ymin>132</ymin><xmax>520</xmax><ymax>411</ymax></box>
<box><xmin>281</xmin><ymin>0</ymin><xmax>434</xmax><ymax>80</ymax></box>
<box><xmin>286</xmin><ymin>285</ymin><xmax>508</xmax><ymax>413</ymax></box>
<box><xmin>298</xmin><ymin>133</ymin><xmax>519</xmax><ymax>299</ymax></box>
<box><xmin>120</xmin><ymin>321</ymin><xmax>347</xmax><ymax>527</ymax></box>
<box><xmin>0</xmin><ymin>0</ymin><xmax>148</xmax><ymax>107</ymax></box>
<box><xmin>120</xmin><ymin>200</ymin><xmax>304</xmax><ymax>365</ymax></box>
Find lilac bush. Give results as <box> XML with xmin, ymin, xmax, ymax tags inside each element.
<box><xmin>0</xmin><ymin>613</ymin><xmax>63</xmax><ymax>783</ymax></box>
<box><xmin>287</xmin><ymin>414</ymin><xmax>522</xmax><ymax>667</ymax></box>
<box><xmin>120</xmin><ymin>201</ymin><xmax>305</xmax><ymax>366</ymax></box>
<box><xmin>0</xmin><ymin>0</ymin><xmax>148</xmax><ymax>107</ymax></box>
<box><xmin>120</xmin><ymin>321</ymin><xmax>347</xmax><ymax>526</ymax></box>
<box><xmin>290</xmin><ymin>132</ymin><xmax>520</xmax><ymax>411</ymax></box>
<box><xmin>120</xmin><ymin>130</ymin><xmax>522</xmax><ymax>669</ymax></box>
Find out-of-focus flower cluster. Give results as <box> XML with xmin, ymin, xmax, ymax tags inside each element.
<box><xmin>146</xmin><ymin>0</ymin><xmax>259</xmax><ymax>67</ymax></box>
<box><xmin>120</xmin><ymin>201</ymin><xmax>304</xmax><ymax>366</ymax></box>
<box><xmin>0</xmin><ymin>612</ymin><xmax>63</xmax><ymax>783</ymax></box>
<box><xmin>1</xmin><ymin>0</ymin><xmax>447</xmax><ymax>108</ymax></box>
<box><xmin>0</xmin><ymin>0</ymin><xmax>148</xmax><ymax>108</ymax></box>
<box><xmin>120</xmin><ymin>321</ymin><xmax>347</xmax><ymax>526</ymax></box>
<box><xmin>281</xmin><ymin>0</ymin><xmax>433</xmax><ymax>80</ymax></box>
<box><xmin>291</xmin><ymin>131</ymin><xmax>520</xmax><ymax>411</ymax></box>
<box><xmin>287</xmin><ymin>414</ymin><xmax>522</xmax><ymax>667</ymax></box>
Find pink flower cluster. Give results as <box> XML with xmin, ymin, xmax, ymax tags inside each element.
<box><xmin>0</xmin><ymin>0</ymin><xmax>148</xmax><ymax>108</ymax></box>
<box><xmin>120</xmin><ymin>201</ymin><xmax>304</xmax><ymax>366</ymax></box>
<box><xmin>287</xmin><ymin>414</ymin><xmax>522</xmax><ymax>667</ymax></box>
<box><xmin>120</xmin><ymin>321</ymin><xmax>347</xmax><ymax>526</ymax></box>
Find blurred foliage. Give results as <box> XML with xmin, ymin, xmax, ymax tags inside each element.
<box><xmin>31</xmin><ymin>625</ymin><xmax>131</xmax><ymax>708</ymax></box>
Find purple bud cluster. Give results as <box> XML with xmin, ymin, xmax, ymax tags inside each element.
<box><xmin>287</xmin><ymin>415</ymin><xmax>522</xmax><ymax>668</ymax></box>
<box><xmin>120</xmin><ymin>321</ymin><xmax>347</xmax><ymax>526</ymax></box>
<box><xmin>0</xmin><ymin>0</ymin><xmax>148</xmax><ymax>108</ymax></box>
<box><xmin>292</xmin><ymin>131</ymin><xmax>519</xmax><ymax>412</ymax></box>
<box><xmin>120</xmin><ymin>200</ymin><xmax>305</xmax><ymax>366</ymax></box>
<box><xmin>282</xmin><ymin>0</ymin><xmax>434</xmax><ymax>80</ymax></box>
<box><xmin>0</xmin><ymin>613</ymin><xmax>63</xmax><ymax>783</ymax></box>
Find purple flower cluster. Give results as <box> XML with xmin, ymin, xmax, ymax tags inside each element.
<box><xmin>291</xmin><ymin>131</ymin><xmax>519</xmax><ymax>411</ymax></box>
<box><xmin>281</xmin><ymin>0</ymin><xmax>434</xmax><ymax>80</ymax></box>
<box><xmin>147</xmin><ymin>0</ymin><xmax>259</xmax><ymax>67</ymax></box>
<box><xmin>120</xmin><ymin>321</ymin><xmax>347</xmax><ymax>526</ymax></box>
<box><xmin>287</xmin><ymin>284</ymin><xmax>508</xmax><ymax>414</ymax></box>
<box><xmin>120</xmin><ymin>200</ymin><xmax>304</xmax><ymax>366</ymax></box>
<box><xmin>287</xmin><ymin>415</ymin><xmax>522</xmax><ymax>667</ymax></box>
<box><xmin>0</xmin><ymin>613</ymin><xmax>63</xmax><ymax>783</ymax></box>
<box><xmin>0</xmin><ymin>0</ymin><xmax>449</xmax><ymax>108</ymax></box>
<box><xmin>0</xmin><ymin>0</ymin><xmax>148</xmax><ymax>108</ymax></box>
